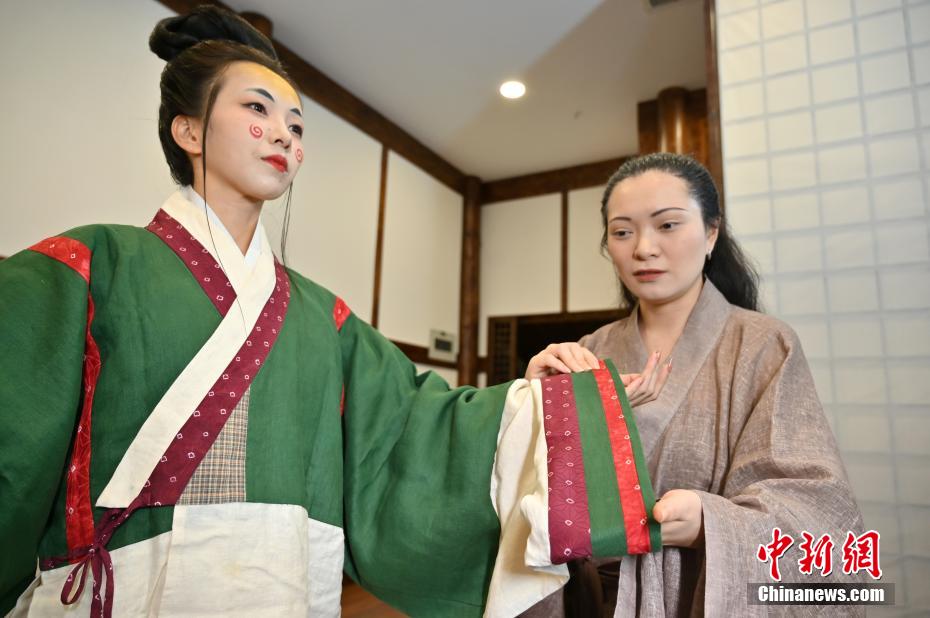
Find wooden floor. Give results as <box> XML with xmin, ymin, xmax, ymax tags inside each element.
<box><xmin>342</xmin><ymin>581</ymin><xmax>407</xmax><ymax>618</ymax></box>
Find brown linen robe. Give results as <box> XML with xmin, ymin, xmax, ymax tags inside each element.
<box><xmin>523</xmin><ymin>281</ymin><xmax>865</xmax><ymax>617</ymax></box>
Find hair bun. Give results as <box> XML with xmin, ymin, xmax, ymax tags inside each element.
<box><xmin>149</xmin><ymin>5</ymin><xmax>277</xmax><ymax>62</ymax></box>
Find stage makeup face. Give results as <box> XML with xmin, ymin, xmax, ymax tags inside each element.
<box><xmin>604</xmin><ymin>170</ymin><xmax>717</xmax><ymax>310</ymax></box>
<box><xmin>190</xmin><ymin>61</ymin><xmax>304</xmax><ymax>204</ymax></box>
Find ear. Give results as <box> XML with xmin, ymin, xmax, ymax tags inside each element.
<box><xmin>706</xmin><ymin>223</ymin><xmax>720</xmax><ymax>255</ymax></box>
<box><xmin>170</xmin><ymin>115</ymin><xmax>203</xmax><ymax>156</ymax></box>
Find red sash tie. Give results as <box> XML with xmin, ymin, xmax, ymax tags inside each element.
<box><xmin>44</xmin><ymin>504</ymin><xmax>141</xmax><ymax>617</ymax></box>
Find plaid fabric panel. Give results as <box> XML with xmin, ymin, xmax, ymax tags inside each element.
<box><xmin>177</xmin><ymin>387</ymin><xmax>249</xmax><ymax>505</ymax></box>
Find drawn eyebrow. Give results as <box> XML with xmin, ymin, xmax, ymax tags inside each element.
<box><xmin>247</xmin><ymin>87</ymin><xmax>302</xmax><ymax>117</ymax></box>
<box><xmin>247</xmin><ymin>87</ymin><xmax>275</xmax><ymax>102</ymax></box>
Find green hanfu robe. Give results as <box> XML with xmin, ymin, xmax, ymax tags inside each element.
<box><xmin>0</xmin><ymin>190</ymin><xmax>660</xmax><ymax>617</ymax></box>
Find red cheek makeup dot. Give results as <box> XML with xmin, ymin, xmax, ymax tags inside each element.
<box><xmin>295</xmin><ymin>148</ymin><xmax>303</xmax><ymax>163</ymax></box>
<box><xmin>249</xmin><ymin>124</ymin><xmax>263</xmax><ymax>139</ymax></box>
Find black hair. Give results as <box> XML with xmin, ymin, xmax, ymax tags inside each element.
<box><xmin>149</xmin><ymin>5</ymin><xmax>297</xmax><ymax>262</ymax></box>
<box><xmin>600</xmin><ymin>153</ymin><xmax>760</xmax><ymax>312</ymax></box>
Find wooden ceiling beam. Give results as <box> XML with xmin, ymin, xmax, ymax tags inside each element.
<box><xmin>480</xmin><ymin>156</ymin><xmax>631</xmax><ymax>205</ymax></box>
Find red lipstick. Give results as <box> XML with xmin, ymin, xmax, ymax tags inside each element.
<box><xmin>263</xmin><ymin>155</ymin><xmax>288</xmax><ymax>173</ymax></box>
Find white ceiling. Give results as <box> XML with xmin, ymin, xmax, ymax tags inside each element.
<box><xmin>224</xmin><ymin>0</ymin><xmax>707</xmax><ymax>181</ymax></box>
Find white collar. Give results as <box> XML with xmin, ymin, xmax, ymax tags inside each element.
<box><xmin>160</xmin><ymin>188</ymin><xmax>273</xmax><ymax>296</ymax></box>
<box><xmin>181</xmin><ymin>186</ymin><xmax>263</xmax><ymax>268</ymax></box>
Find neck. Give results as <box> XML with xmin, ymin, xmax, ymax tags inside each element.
<box><xmin>637</xmin><ymin>278</ymin><xmax>704</xmax><ymax>355</ymax></box>
<box><xmin>190</xmin><ymin>178</ymin><xmax>262</xmax><ymax>255</ymax></box>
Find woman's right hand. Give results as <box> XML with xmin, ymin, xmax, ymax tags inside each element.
<box><xmin>524</xmin><ymin>344</ymin><xmax>671</xmax><ymax>407</ymax></box>
<box><xmin>524</xmin><ymin>342</ymin><xmax>600</xmax><ymax>380</ymax></box>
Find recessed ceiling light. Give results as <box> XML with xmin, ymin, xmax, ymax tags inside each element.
<box><xmin>499</xmin><ymin>80</ymin><xmax>526</xmax><ymax>99</ymax></box>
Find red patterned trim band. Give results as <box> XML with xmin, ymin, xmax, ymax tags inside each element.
<box><xmin>29</xmin><ymin>237</ymin><xmax>97</xmax><ymax>553</ymax></box>
<box><xmin>334</xmin><ymin>297</ymin><xmax>351</xmax><ymax>416</ymax></box>
<box><xmin>592</xmin><ymin>362</ymin><xmax>652</xmax><ymax>555</ymax></box>
<box><xmin>41</xmin><ymin>218</ymin><xmax>291</xmax><ymax>618</ymax></box>
<box><xmin>29</xmin><ymin>237</ymin><xmax>90</xmax><ymax>282</ymax></box>
<box><xmin>141</xmin><ymin>261</ymin><xmax>290</xmax><ymax>506</ymax></box>
<box><xmin>541</xmin><ymin>374</ymin><xmax>593</xmax><ymax>563</ymax></box>
<box><xmin>333</xmin><ymin>297</ymin><xmax>351</xmax><ymax>331</ymax></box>
<box><xmin>146</xmin><ymin>210</ymin><xmax>235</xmax><ymax>315</ymax></box>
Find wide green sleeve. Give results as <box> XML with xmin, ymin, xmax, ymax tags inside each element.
<box><xmin>339</xmin><ymin>312</ymin><xmax>510</xmax><ymax>617</ymax></box>
<box><xmin>0</xmin><ymin>248</ymin><xmax>88</xmax><ymax>614</ymax></box>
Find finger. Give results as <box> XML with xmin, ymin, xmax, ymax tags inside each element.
<box><xmin>573</xmin><ymin>345</ymin><xmax>599</xmax><ymax>372</ymax></box>
<box><xmin>529</xmin><ymin>352</ymin><xmax>573</xmax><ymax>377</ymax></box>
<box><xmin>527</xmin><ymin>347</ymin><xmax>561</xmax><ymax>379</ymax></box>
<box><xmin>568</xmin><ymin>344</ymin><xmax>591</xmax><ymax>372</ymax></box>
<box><xmin>582</xmin><ymin>347</ymin><xmax>601</xmax><ymax>371</ymax></box>
<box><xmin>544</xmin><ymin>354</ymin><xmax>573</xmax><ymax>375</ymax></box>
<box><xmin>652</xmin><ymin>500</ymin><xmax>667</xmax><ymax>523</ymax></box>
<box><xmin>643</xmin><ymin>350</ymin><xmax>661</xmax><ymax>374</ymax></box>
<box><xmin>643</xmin><ymin>352</ymin><xmax>666</xmax><ymax>395</ymax></box>
<box><xmin>639</xmin><ymin>351</ymin><xmax>660</xmax><ymax>386</ymax></box>
<box><xmin>624</xmin><ymin>376</ymin><xmax>645</xmax><ymax>405</ymax></box>
<box><xmin>524</xmin><ymin>356</ymin><xmax>545</xmax><ymax>380</ymax></box>
<box><xmin>539</xmin><ymin>344</ymin><xmax>578</xmax><ymax>374</ymax></box>
<box><xmin>619</xmin><ymin>373</ymin><xmax>640</xmax><ymax>387</ymax></box>
<box><xmin>655</xmin><ymin>491</ymin><xmax>683</xmax><ymax>521</ymax></box>
<box><xmin>624</xmin><ymin>374</ymin><xmax>644</xmax><ymax>397</ymax></box>
<box><xmin>557</xmin><ymin>343</ymin><xmax>587</xmax><ymax>373</ymax></box>
<box><xmin>644</xmin><ymin>359</ymin><xmax>663</xmax><ymax>396</ymax></box>
<box><xmin>565</xmin><ymin>343</ymin><xmax>596</xmax><ymax>372</ymax></box>
<box><xmin>650</xmin><ymin>359</ymin><xmax>673</xmax><ymax>397</ymax></box>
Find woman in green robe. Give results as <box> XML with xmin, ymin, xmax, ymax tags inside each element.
<box><xmin>0</xmin><ymin>7</ymin><xmax>663</xmax><ymax>617</ymax></box>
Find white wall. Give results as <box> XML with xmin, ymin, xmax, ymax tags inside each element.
<box><xmin>478</xmin><ymin>187</ymin><xmax>623</xmax><ymax>382</ymax></box>
<box><xmin>478</xmin><ymin>194</ymin><xmax>561</xmax><ymax>357</ymax></box>
<box><xmin>379</xmin><ymin>151</ymin><xmax>462</xmax><ymax>347</ymax></box>
<box><xmin>717</xmin><ymin>0</ymin><xmax>930</xmax><ymax>612</ymax></box>
<box><xmin>0</xmin><ymin>0</ymin><xmax>464</xmax><ymax>379</ymax></box>
<box><xmin>263</xmin><ymin>95</ymin><xmax>382</xmax><ymax>323</ymax></box>
<box><xmin>567</xmin><ymin>185</ymin><xmax>620</xmax><ymax>311</ymax></box>
<box><xmin>0</xmin><ymin>0</ymin><xmax>176</xmax><ymax>254</ymax></box>
<box><xmin>0</xmin><ymin>0</ymin><xmax>385</xmax><ymax>320</ymax></box>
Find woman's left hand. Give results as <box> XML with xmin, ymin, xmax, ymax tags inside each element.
<box><xmin>619</xmin><ymin>351</ymin><xmax>672</xmax><ymax>407</ymax></box>
<box><xmin>653</xmin><ymin>489</ymin><xmax>704</xmax><ymax>548</ymax></box>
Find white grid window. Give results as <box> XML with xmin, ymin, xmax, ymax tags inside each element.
<box><xmin>718</xmin><ymin>0</ymin><xmax>930</xmax><ymax>612</ymax></box>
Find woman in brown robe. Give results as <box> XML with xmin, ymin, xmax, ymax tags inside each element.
<box><xmin>524</xmin><ymin>154</ymin><xmax>865</xmax><ymax>617</ymax></box>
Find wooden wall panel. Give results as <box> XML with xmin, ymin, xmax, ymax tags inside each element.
<box><xmin>637</xmin><ymin>87</ymin><xmax>709</xmax><ymax>166</ymax></box>
<box><xmin>458</xmin><ymin>177</ymin><xmax>482</xmax><ymax>386</ymax></box>
<box><xmin>481</xmin><ymin>157</ymin><xmax>629</xmax><ymax>204</ymax></box>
